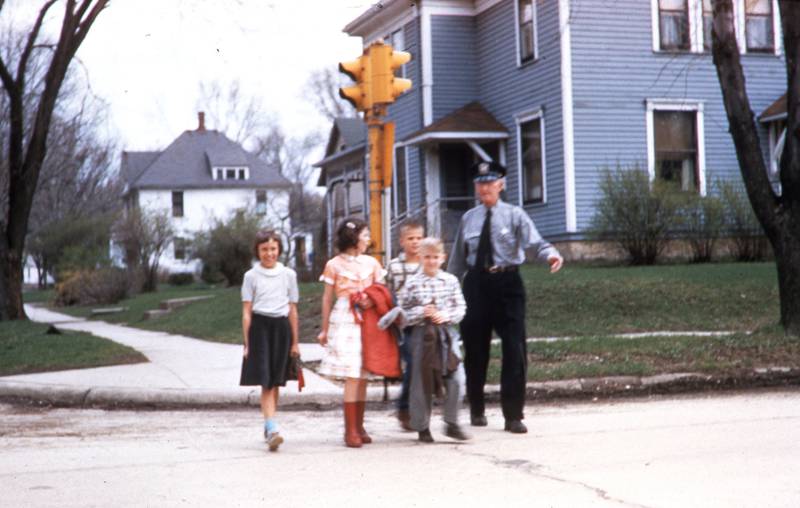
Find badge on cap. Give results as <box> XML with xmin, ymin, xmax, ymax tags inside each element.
<box><xmin>478</xmin><ymin>162</ymin><xmax>490</xmax><ymax>175</ymax></box>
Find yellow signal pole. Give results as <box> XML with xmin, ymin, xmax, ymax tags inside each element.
<box><xmin>338</xmin><ymin>41</ymin><xmax>411</xmax><ymax>262</ymax></box>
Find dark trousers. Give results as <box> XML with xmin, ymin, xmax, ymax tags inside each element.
<box><xmin>460</xmin><ymin>269</ymin><xmax>527</xmax><ymax>421</ymax></box>
<box><xmin>396</xmin><ymin>327</ymin><xmax>412</xmax><ymax>411</ymax></box>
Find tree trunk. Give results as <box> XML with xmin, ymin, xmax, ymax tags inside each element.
<box><xmin>0</xmin><ymin>239</ymin><xmax>27</xmax><ymax>320</ymax></box>
<box><xmin>773</xmin><ymin>208</ymin><xmax>800</xmax><ymax>336</ymax></box>
<box><xmin>711</xmin><ymin>0</ymin><xmax>800</xmax><ymax>336</ymax></box>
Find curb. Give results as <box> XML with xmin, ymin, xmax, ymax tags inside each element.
<box><xmin>2</xmin><ymin>368</ymin><xmax>799</xmax><ymax>410</ymax></box>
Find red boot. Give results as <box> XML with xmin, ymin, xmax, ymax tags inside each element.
<box><xmin>344</xmin><ymin>402</ymin><xmax>362</xmax><ymax>448</ymax></box>
<box><xmin>356</xmin><ymin>400</ymin><xmax>372</xmax><ymax>444</ymax></box>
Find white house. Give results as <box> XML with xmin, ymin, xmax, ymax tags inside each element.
<box><xmin>120</xmin><ymin>112</ymin><xmax>293</xmax><ymax>274</ymax></box>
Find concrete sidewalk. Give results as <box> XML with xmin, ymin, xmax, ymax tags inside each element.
<box><xmin>0</xmin><ymin>305</ymin><xmax>383</xmax><ymax>408</ymax></box>
<box><xmin>2</xmin><ymin>305</ymin><xmax>798</xmax><ymax>409</ymax></box>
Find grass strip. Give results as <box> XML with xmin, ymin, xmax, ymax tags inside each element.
<box><xmin>0</xmin><ymin>320</ymin><xmax>146</xmax><ymax>376</ymax></box>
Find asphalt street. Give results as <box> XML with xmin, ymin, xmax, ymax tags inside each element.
<box><xmin>2</xmin><ymin>389</ymin><xmax>799</xmax><ymax>508</ymax></box>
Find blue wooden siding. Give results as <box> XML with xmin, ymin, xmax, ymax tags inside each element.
<box><xmin>431</xmin><ymin>16</ymin><xmax>479</xmax><ymax>118</ymax></box>
<box><xmin>386</xmin><ymin>18</ymin><xmax>425</xmax><ymax>213</ymax></box>
<box><xmin>475</xmin><ymin>0</ymin><xmax>566</xmax><ymax>238</ymax></box>
<box><xmin>569</xmin><ymin>0</ymin><xmax>785</xmax><ymax>233</ymax></box>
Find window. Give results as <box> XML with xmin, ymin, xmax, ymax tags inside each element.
<box><xmin>745</xmin><ymin>0</ymin><xmax>773</xmax><ymax>52</ymax></box>
<box><xmin>517</xmin><ymin>0</ymin><xmax>537</xmax><ymax>63</ymax></box>
<box><xmin>702</xmin><ymin>0</ymin><xmax>713</xmax><ymax>50</ymax></box>
<box><xmin>519</xmin><ymin>116</ymin><xmax>544</xmax><ymax>204</ymax></box>
<box><xmin>173</xmin><ymin>237</ymin><xmax>187</xmax><ymax>260</ymax></box>
<box><xmin>238</xmin><ymin>168</ymin><xmax>246</xmax><ymax>180</ymax></box>
<box><xmin>768</xmin><ymin>119</ymin><xmax>785</xmax><ymax>189</ymax></box>
<box><xmin>255</xmin><ymin>190</ymin><xmax>267</xmax><ymax>216</ymax></box>
<box><xmin>658</xmin><ymin>0</ymin><xmax>690</xmax><ymax>50</ymax></box>
<box><xmin>172</xmin><ymin>191</ymin><xmax>184</xmax><ymax>217</ymax></box>
<box><xmin>654</xmin><ymin>111</ymin><xmax>699</xmax><ymax>191</ymax></box>
<box><xmin>394</xmin><ymin>146</ymin><xmax>408</xmax><ymax>217</ymax></box>
<box><xmin>347</xmin><ymin>178</ymin><xmax>364</xmax><ymax>213</ymax></box>
<box><xmin>226</xmin><ymin>169</ymin><xmax>236</xmax><ymax>180</ymax></box>
<box><xmin>215</xmin><ymin>168</ymin><xmax>223</xmax><ymax>180</ymax></box>
<box><xmin>386</xmin><ymin>28</ymin><xmax>406</xmax><ymax>77</ymax></box>
<box><xmin>332</xmin><ymin>182</ymin><xmax>346</xmax><ymax>218</ymax></box>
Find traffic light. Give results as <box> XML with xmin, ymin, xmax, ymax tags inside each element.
<box><xmin>369</xmin><ymin>44</ymin><xmax>412</xmax><ymax>105</ymax></box>
<box><xmin>338</xmin><ymin>53</ymin><xmax>371</xmax><ymax>111</ymax></box>
<box><xmin>338</xmin><ymin>42</ymin><xmax>412</xmax><ymax>112</ymax></box>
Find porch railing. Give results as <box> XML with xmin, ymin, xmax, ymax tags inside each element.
<box><xmin>388</xmin><ymin>196</ymin><xmax>476</xmax><ymax>257</ymax></box>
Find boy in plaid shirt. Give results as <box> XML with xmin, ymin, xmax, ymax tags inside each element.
<box><xmin>385</xmin><ymin>220</ymin><xmax>423</xmax><ymax>430</ymax></box>
<box><xmin>398</xmin><ymin>237</ymin><xmax>470</xmax><ymax>443</ymax></box>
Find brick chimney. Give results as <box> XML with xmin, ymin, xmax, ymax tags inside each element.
<box><xmin>197</xmin><ymin>111</ymin><xmax>206</xmax><ymax>132</ymax></box>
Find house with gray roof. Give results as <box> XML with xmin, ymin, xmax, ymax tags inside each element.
<box><xmin>121</xmin><ymin>112</ymin><xmax>293</xmax><ymax>273</ymax></box>
<box><xmin>314</xmin><ymin>117</ymin><xmax>368</xmax><ymax>256</ymax></box>
<box><xmin>330</xmin><ymin>0</ymin><xmax>785</xmax><ymax>260</ymax></box>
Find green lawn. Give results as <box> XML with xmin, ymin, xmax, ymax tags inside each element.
<box><xmin>487</xmin><ymin>324</ymin><xmax>800</xmax><ymax>382</ymax></box>
<box><xmin>38</xmin><ymin>262</ymin><xmax>780</xmax><ymax>345</ymax></box>
<box><xmin>48</xmin><ymin>281</ymin><xmax>324</xmax><ymax>344</ymax></box>
<box><xmin>523</xmin><ymin>262</ymin><xmax>779</xmax><ymax>335</ymax></box>
<box><xmin>0</xmin><ymin>320</ymin><xmax>146</xmax><ymax>376</ymax></box>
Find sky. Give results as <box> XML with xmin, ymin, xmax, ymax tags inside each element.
<box><xmin>3</xmin><ymin>0</ymin><xmax>371</xmax><ymax>152</ymax></box>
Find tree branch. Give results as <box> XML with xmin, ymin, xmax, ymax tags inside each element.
<box><xmin>779</xmin><ymin>0</ymin><xmax>800</xmax><ymax>198</ymax></box>
<box><xmin>711</xmin><ymin>0</ymin><xmax>778</xmax><ymax>234</ymax></box>
<box><xmin>17</xmin><ymin>0</ymin><xmax>59</xmax><ymax>85</ymax></box>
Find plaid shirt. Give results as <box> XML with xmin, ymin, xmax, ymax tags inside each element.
<box><xmin>385</xmin><ymin>252</ymin><xmax>420</xmax><ymax>296</ymax></box>
<box><xmin>398</xmin><ymin>270</ymin><xmax>466</xmax><ymax>326</ymax></box>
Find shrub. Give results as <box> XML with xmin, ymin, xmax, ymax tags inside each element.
<box><xmin>681</xmin><ymin>192</ymin><xmax>725</xmax><ymax>263</ymax></box>
<box><xmin>55</xmin><ymin>268</ymin><xmax>129</xmax><ymax>306</ymax></box>
<box><xmin>167</xmin><ymin>272</ymin><xmax>195</xmax><ymax>286</ymax></box>
<box><xmin>590</xmin><ymin>165</ymin><xmax>683</xmax><ymax>265</ymax></box>
<box><xmin>718</xmin><ymin>180</ymin><xmax>770</xmax><ymax>261</ymax></box>
<box><xmin>192</xmin><ymin>209</ymin><xmax>264</xmax><ymax>286</ymax></box>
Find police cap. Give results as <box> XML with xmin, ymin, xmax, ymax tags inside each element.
<box><xmin>471</xmin><ymin>160</ymin><xmax>506</xmax><ymax>183</ymax></box>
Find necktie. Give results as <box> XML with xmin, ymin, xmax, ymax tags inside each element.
<box><xmin>475</xmin><ymin>207</ymin><xmax>494</xmax><ymax>268</ymax></box>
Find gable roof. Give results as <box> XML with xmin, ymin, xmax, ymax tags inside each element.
<box><xmin>402</xmin><ymin>102</ymin><xmax>509</xmax><ymax>145</ymax></box>
<box><xmin>121</xmin><ymin>151</ymin><xmax>160</xmax><ymax>184</ymax></box>
<box><xmin>125</xmin><ymin>130</ymin><xmax>291</xmax><ymax>190</ymax></box>
<box><xmin>323</xmin><ymin>117</ymin><xmax>367</xmax><ymax>157</ymax></box>
<box><xmin>315</xmin><ymin>117</ymin><xmax>368</xmax><ymax>186</ymax></box>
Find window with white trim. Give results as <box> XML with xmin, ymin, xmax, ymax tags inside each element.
<box><xmin>173</xmin><ymin>237</ymin><xmax>187</xmax><ymax>260</ymax></box>
<box><xmin>658</xmin><ymin>0</ymin><xmax>691</xmax><ymax>50</ymax></box>
<box><xmin>172</xmin><ymin>191</ymin><xmax>184</xmax><ymax>217</ymax></box>
<box><xmin>517</xmin><ymin>0</ymin><xmax>538</xmax><ymax>64</ymax></box>
<box><xmin>654</xmin><ymin>111</ymin><xmax>699</xmax><ymax>191</ymax></box>
<box><xmin>658</xmin><ymin>0</ymin><xmax>782</xmax><ymax>54</ymax></box>
<box><xmin>744</xmin><ymin>0</ymin><xmax>774</xmax><ymax>52</ymax></box>
<box><xmin>386</xmin><ymin>28</ymin><xmax>406</xmax><ymax>78</ymax></box>
<box><xmin>255</xmin><ymin>189</ymin><xmax>267</xmax><ymax>216</ymax></box>
<box><xmin>702</xmin><ymin>0</ymin><xmax>714</xmax><ymax>51</ymax></box>
<box><xmin>393</xmin><ymin>146</ymin><xmax>408</xmax><ymax>217</ymax></box>
<box><xmin>518</xmin><ymin>116</ymin><xmax>544</xmax><ymax>204</ymax></box>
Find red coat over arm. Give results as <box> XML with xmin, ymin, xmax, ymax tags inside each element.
<box><xmin>351</xmin><ymin>283</ymin><xmax>401</xmax><ymax>378</ymax></box>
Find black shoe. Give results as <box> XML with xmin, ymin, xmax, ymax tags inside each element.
<box><xmin>418</xmin><ymin>428</ymin><xmax>434</xmax><ymax>443</ymax></box>
<box><xmin>444</xmin><ymin>423</ymin><xmax>471</xmax><ymax>441</ymax></box>
<box><xmin>504</xmin><ymin>420</ymin><xmax>528</xmax><ymax>434</ymax></box>
<box><xmin>470</xmin><ymin>414</ymin><xmax>488</xmax><ymax>427</ymax></box>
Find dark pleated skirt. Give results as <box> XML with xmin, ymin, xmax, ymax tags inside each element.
<box><xmin>240</xmin><ymin>313</ymin><xmax>291</xmax><ymax>388</ymax></box>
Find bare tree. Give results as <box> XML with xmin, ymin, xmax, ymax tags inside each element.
<box><xmin>303</xmin><ymin>66</ymin><xmax>354</xmax><ymax>122</ymax></box>
<box><xmin>711</xmin><ymin>0</ymin><xmax>800</xmax><ymax>335</ymax></box>
<box><xmin>112</xmin><ymin>207</ymin><xmax>173</xmax><ymax>293</ymax></box>
<box><xmin>0</xmin><ymin>0</ymin><xmax>110</xmax><ymax>321</ymax></box>
<box><xmin>196</xmin><ymin>80</ymin><xmax>268</xmax><ymax>149</ymax></box>
<box><xmin>254</xmin><ymin>119</ymin><xmax>325</xmax><ymax>267</ymax></box>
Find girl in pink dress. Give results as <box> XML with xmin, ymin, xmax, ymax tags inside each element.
<box><xmin>318</xmin><ymin>218</ymin><xmax>384</xmax><ymax>448</ymax></box>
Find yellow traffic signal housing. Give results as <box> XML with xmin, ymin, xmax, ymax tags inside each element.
<box><xmin>338</xmin><ymin>53</ymin><xmax>371</xmax><ymax>111</ymax></box>
<box><xmin>369</xmin><ymin>44</ymin><xmax>412</xmax><ymax>105</ymax></box>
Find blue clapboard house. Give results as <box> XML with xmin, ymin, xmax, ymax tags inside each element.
<box><xmin>316</xmin><ymin>0</ymin><xmax>786</xmax><ymax>258</ymax></box>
